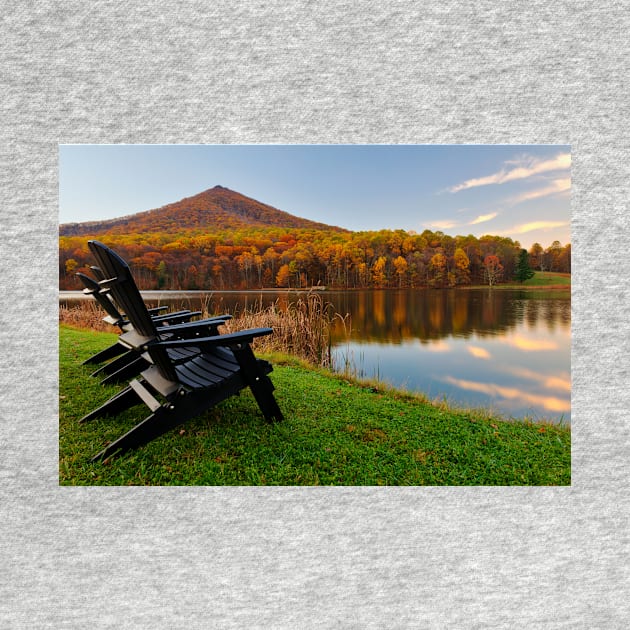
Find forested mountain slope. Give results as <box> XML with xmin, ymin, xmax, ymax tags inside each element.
<box><xmin>60</xmin><ymin>185</ymin><xmax>346</xmax><ymax>236</ymax></box>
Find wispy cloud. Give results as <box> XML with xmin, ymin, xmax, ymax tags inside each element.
<box><xmin>508</xmin><ymin>221</ymin><xmax>569</xmax><ymax>236</ymax></box>
<box><xmin>426</xmin><ymin>212</ymin><xmax>498</xmax><ymax>232</ymax></box>
<box><xmin>449</xmin><ymin>152</ymin><xmax>571</xmax><ymax>193</ymax></box>
<box><xmin>427</xmin><ymin>220</ymin><xmax>458</xmax><ymax>230</ymax></box>
<box><xmin>508</xmin><ymin>178</ymin><xmax>571</xmax><ymax>204</ymax></box>
<box><xmin>470</xmin><ymin>212</ymin><xmax>498</xmax><ymax>225</ymax></box>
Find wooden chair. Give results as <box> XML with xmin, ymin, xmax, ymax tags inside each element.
<box><xmin>76</xmin><ymin>271</ymin><xmax>231</xmax><ymax>385</ymax></box>
<box><xmin>80</xmin><ymin>240</ymin><xmax>283</xmax><ymax>461</ymax></box>
<box><xmin>76</xmin><ymin>270</ymin><xmax>203</xmax><ymax>367</ymax></box>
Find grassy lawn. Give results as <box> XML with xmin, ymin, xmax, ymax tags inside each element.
<box><xmin>499</xmin><ymin>271</ymin><xmax>571</xmax><ymax>289</ymax></box>
<box><xmin>59</xmin><ymin>325</ymin><xmax>571</xmax><ymax>486</ymax></box>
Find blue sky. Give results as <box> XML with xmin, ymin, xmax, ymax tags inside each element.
<box><xmin>59</xmin><ymin>145</ymin><xmax>570</xmax><ymax>249</ymax></box>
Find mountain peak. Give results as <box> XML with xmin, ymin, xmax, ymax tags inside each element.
<box><xmin>60</xmin><ymin>187</ymin><xmax>347</xmax><ymax>236</ymax></box>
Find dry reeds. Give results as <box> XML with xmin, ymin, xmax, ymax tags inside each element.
<box><xmin>59</xmin><ymin>301</ymin><xmax>113</xmax><ymax>332</ymax></box>
<box><xmin>59</xmin><ymin>292</ymin><xmax>348</xmax><ymax>368</ymax></box>
<box><xmin>219</xmin><ymin>294</ymin><xmax>346</xmax><ymax>367</ymax></box>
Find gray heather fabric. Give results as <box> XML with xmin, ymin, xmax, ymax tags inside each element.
<box><xmin>1</xmin><ymin>1</ymin><xmax>628</xmax><ymax>627</ymax></box>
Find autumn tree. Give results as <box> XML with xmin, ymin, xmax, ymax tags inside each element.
<box><xmin>529</xmin><ymin>242</ymin><xmax>544</xmax><ymax>271</ymax></box>
<box><xmin>483</xmin><ymin>254</ymin><xmax>503</xmax><ymax>287</ymax></box>
<box><xmin>453</xmin><ymin>247</ymin><xmax>471</xmax><ymax>285</ymax></box>
<box><xmin>371</xmin><ymin>256</ymin><xmax>387</xmax><ymax>287</ymax></box>
<box><xmin>236</xmin><ymin>251</ymin><xmax>254</xmax><ymax>287</ymax></box>
<box><xmin>429</xmin><ymin>252</ymin><xmax>447</xmax><ymax>288</ymax></box>
<box><xmin>64</xmin><ymin>258</ymin><xmax>79</xmax><ymax>276</ymax></box>
<box><xmin>556</xmin><ymin>243</ymin><xmax>571</xmax><ymax>273</ymax></box>
<box><xmin>393</xmin><ymin>255</ymin><xmax>408</xmax><ymax>287</ymax></box>
<box><xmin>545</xmin><ymin>240</ymin><xmax>569</xmax><ymax>273</ymax></box>
<box><xmin>276</xmin><ymin>264</ymin><xmax>291</xmax><ymax>288</ymax></box>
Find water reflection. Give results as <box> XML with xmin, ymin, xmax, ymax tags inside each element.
<box><xmin>443</xmin><ymin>377</ymin><xmax>570</xmax><ymax>414</ymax></box>
<box><xmin>325</xmin><ymin>289</ymin><xmax>570</xmax><ymax>344</ymax></box>
<box><xmin>324</xmin><ymin>289</ymin><xmax>570</xmax><ymax>423</ymax></box>
<box><xmin>61</xmin><ymin>288</ymin><xmax>570</xmax><ymax>422</ymax></box>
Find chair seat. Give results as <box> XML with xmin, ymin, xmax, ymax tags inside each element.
<box><xmin>167</xmin><ymin>346</ymin><xmax>200</xmax><ymax>362</ymax></box>
<box><xmin>174</xmin><ymin>346</ymin><xmax>272</xmax><ymax>390</ymax></box>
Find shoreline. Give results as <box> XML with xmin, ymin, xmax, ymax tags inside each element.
<box><xmin>59</xmin><ymin>283</ymin><xmax>571</xmax><ymax>299</ymax></box>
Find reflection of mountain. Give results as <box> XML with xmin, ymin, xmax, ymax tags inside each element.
<box><xmin>328</xmin><ymin>289</ymin><xmax>571</xmax><ymax>344</ymax></box>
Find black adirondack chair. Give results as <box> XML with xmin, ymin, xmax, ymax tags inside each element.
<box><xmin>76</xmin><ymin>271</ymin><xmax>232</xmax><ymax>385</ymax></box>
<box><xmin>76</xmin><ymin>270</ymin><xmax>204</xmax><ymax>368</ymax></box>
<box><xmin>80</xmin><ymin>240</ymin><xmax>283</xmax><ymax>461</ymax></box>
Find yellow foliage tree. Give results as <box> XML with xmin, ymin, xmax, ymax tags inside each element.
<box><xmin>393</xmin><ymin>255</ymin><xmax>408</xmax><ymax>287</ymax></box>
<box><xmin>371</xmin><ymin>256</ymin><xmax>387</xmax><ymax>287</ymax></box>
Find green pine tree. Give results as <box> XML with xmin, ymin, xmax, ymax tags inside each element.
<box><xmin>514</xmin><ymin>249</ymin><xmax>535</xmax><ymax>283</ymax></box>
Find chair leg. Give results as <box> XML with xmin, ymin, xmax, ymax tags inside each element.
<box><xmin>232</xmin><ymin>345</ymin><xmax>284</xmax><ymax>422</ymax></box>
<box><xmin>82</xmin><ymin>342</ymin><xmax>128</xmax><ymax>365</ymax></box>
<box><xmin>100</xmin><ymin>356</ymin><xmax>149</xmax><ymax>385</ymax></box>
<box><xmin>79</xmin><ymin>385</ymin><xmax>142</xmax><ymax>423</ymax></box>
<box><xmin>250</xmin><ymin>373</ymin><xmax>284</xmax><ymax>422</ymax></box>
<box><xmin>90</xmin><ymin>392</ymin><xmax>205</xmax><ymax>461</ymax></box>
<box><xmin>89</xmin><ymin>379</ymin><xmax>252</xmax><ymax>462</ymax></box>
<box><xmin>90</xmin><ymin>350</ymin><xmax>137</xmax><ymax>377</ymax></box>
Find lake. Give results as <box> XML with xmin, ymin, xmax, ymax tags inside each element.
<box><xmin>60</xmin><ymin>288</ymin><xmax>571</xmax><ymax>423</ymax></box>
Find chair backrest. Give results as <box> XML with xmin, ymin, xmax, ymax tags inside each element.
<box><xmin>88</xmin><ymin>241</ymin><xmax>157</xmax><ymax>337</ymax></box>
<box><xmin>88</xmin><ymin>241</ymin><xmax>178</xmax><ymax>382</ymax></box>
<box><xmin>90</xmin><ymin>266</ymin><xmax>105</xmax><ymax>281</ymax></box>
<box><xmin>76</xmin><ymin>271</ymin><xmax>125</xmax><ymax>323</ymax></box>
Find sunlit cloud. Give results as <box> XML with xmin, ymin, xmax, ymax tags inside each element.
<box><xmin>469</xmin><ymin>212</ymin><xmax>498</xmax><ymax>225</ymax></box>
<box><xmin>426</xmin><ymin>212</ymin><xmax>498</xmax><ymax>231</ymax></box>
<box><xmin>509</xmin><ymin>178</ymin><xmax>571</xmax><ymax>205</ymax></box>
<box><xmin>501</xmin><ymin>335</ymin><xmax>559</xmax><ymax>352</ymax></box>
<box><xmin>545</xmin><ymin>375</ymin><xmax>572</xmax><ymax>392</ymax></box>
<box><xmin>468</xmin><ymin>346</ymin><xmax>491</xmax><ymax>360</ymax></box>
<box><xmin>449</xmin><ymin>152</ymin><xmax>570</xmax><ymax>193</ymax></box>
<box><xmin>507</xmin><ymin>220</ymin><xmax>569</xmax><ymax>236</ymax></box>
<box><xmin>444</xmin><ymin>377</ymin><xmax>571</xmax><ymax>413</ymax></box>
<box><xmin>426</xmin><ymin>220</ymin><xmax>458</xmax><ymax>230</ymax></box>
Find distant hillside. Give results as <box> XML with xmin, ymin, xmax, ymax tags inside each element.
<box><xmin>59</xmin><ymin>185</ymin><xmax>347</xmax><ymax>236</ymax></box>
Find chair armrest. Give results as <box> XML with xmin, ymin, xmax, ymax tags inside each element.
<box><xmin>150</xmin><ymin>327</ymin><xmax>273</xmax><ymax>350</ymax></box>
<box><xmin>155</xmin><ymin>314</ymin><xmax>232</xmax><ymax>332</ymax></box>
<box><xmin>152</xmin><ymin>310</ymin><xmax>201</xmax><ymax>324</ymax></box>
<box><xmin>151</xmin><ymin>309</ymin><xmax>191</xmax><ymax>320</ymax></box>
<box><xmin>115</xmin><ymin>309</ymin><xmax>196</xmax><ymax>328</ymax></box>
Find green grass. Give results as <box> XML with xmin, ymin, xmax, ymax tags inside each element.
<box><xmin>500</xmin><ymin>271</ymin><xmax>572</xmax><ymax>289</ymax></box>
<box><xmin>59</xmin><ymin>325</ymin><xmax>571</xmax><ymax>486</ymax></box>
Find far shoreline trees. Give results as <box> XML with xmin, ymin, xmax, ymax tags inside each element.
<box><xmin>59</xmin><ymin>227</ymin><xmax>571</xmax><ymax>291</ymax></box>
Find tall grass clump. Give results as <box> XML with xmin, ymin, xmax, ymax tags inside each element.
<box><xmin>218</xmin><ymin>293</ymin><xmax>347</xmax><ymax>368</ymax></box>
<box><xmin>59</xmin><ymin>301</ymin><xmax>112</xmax><ymax>332</ymax></box>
